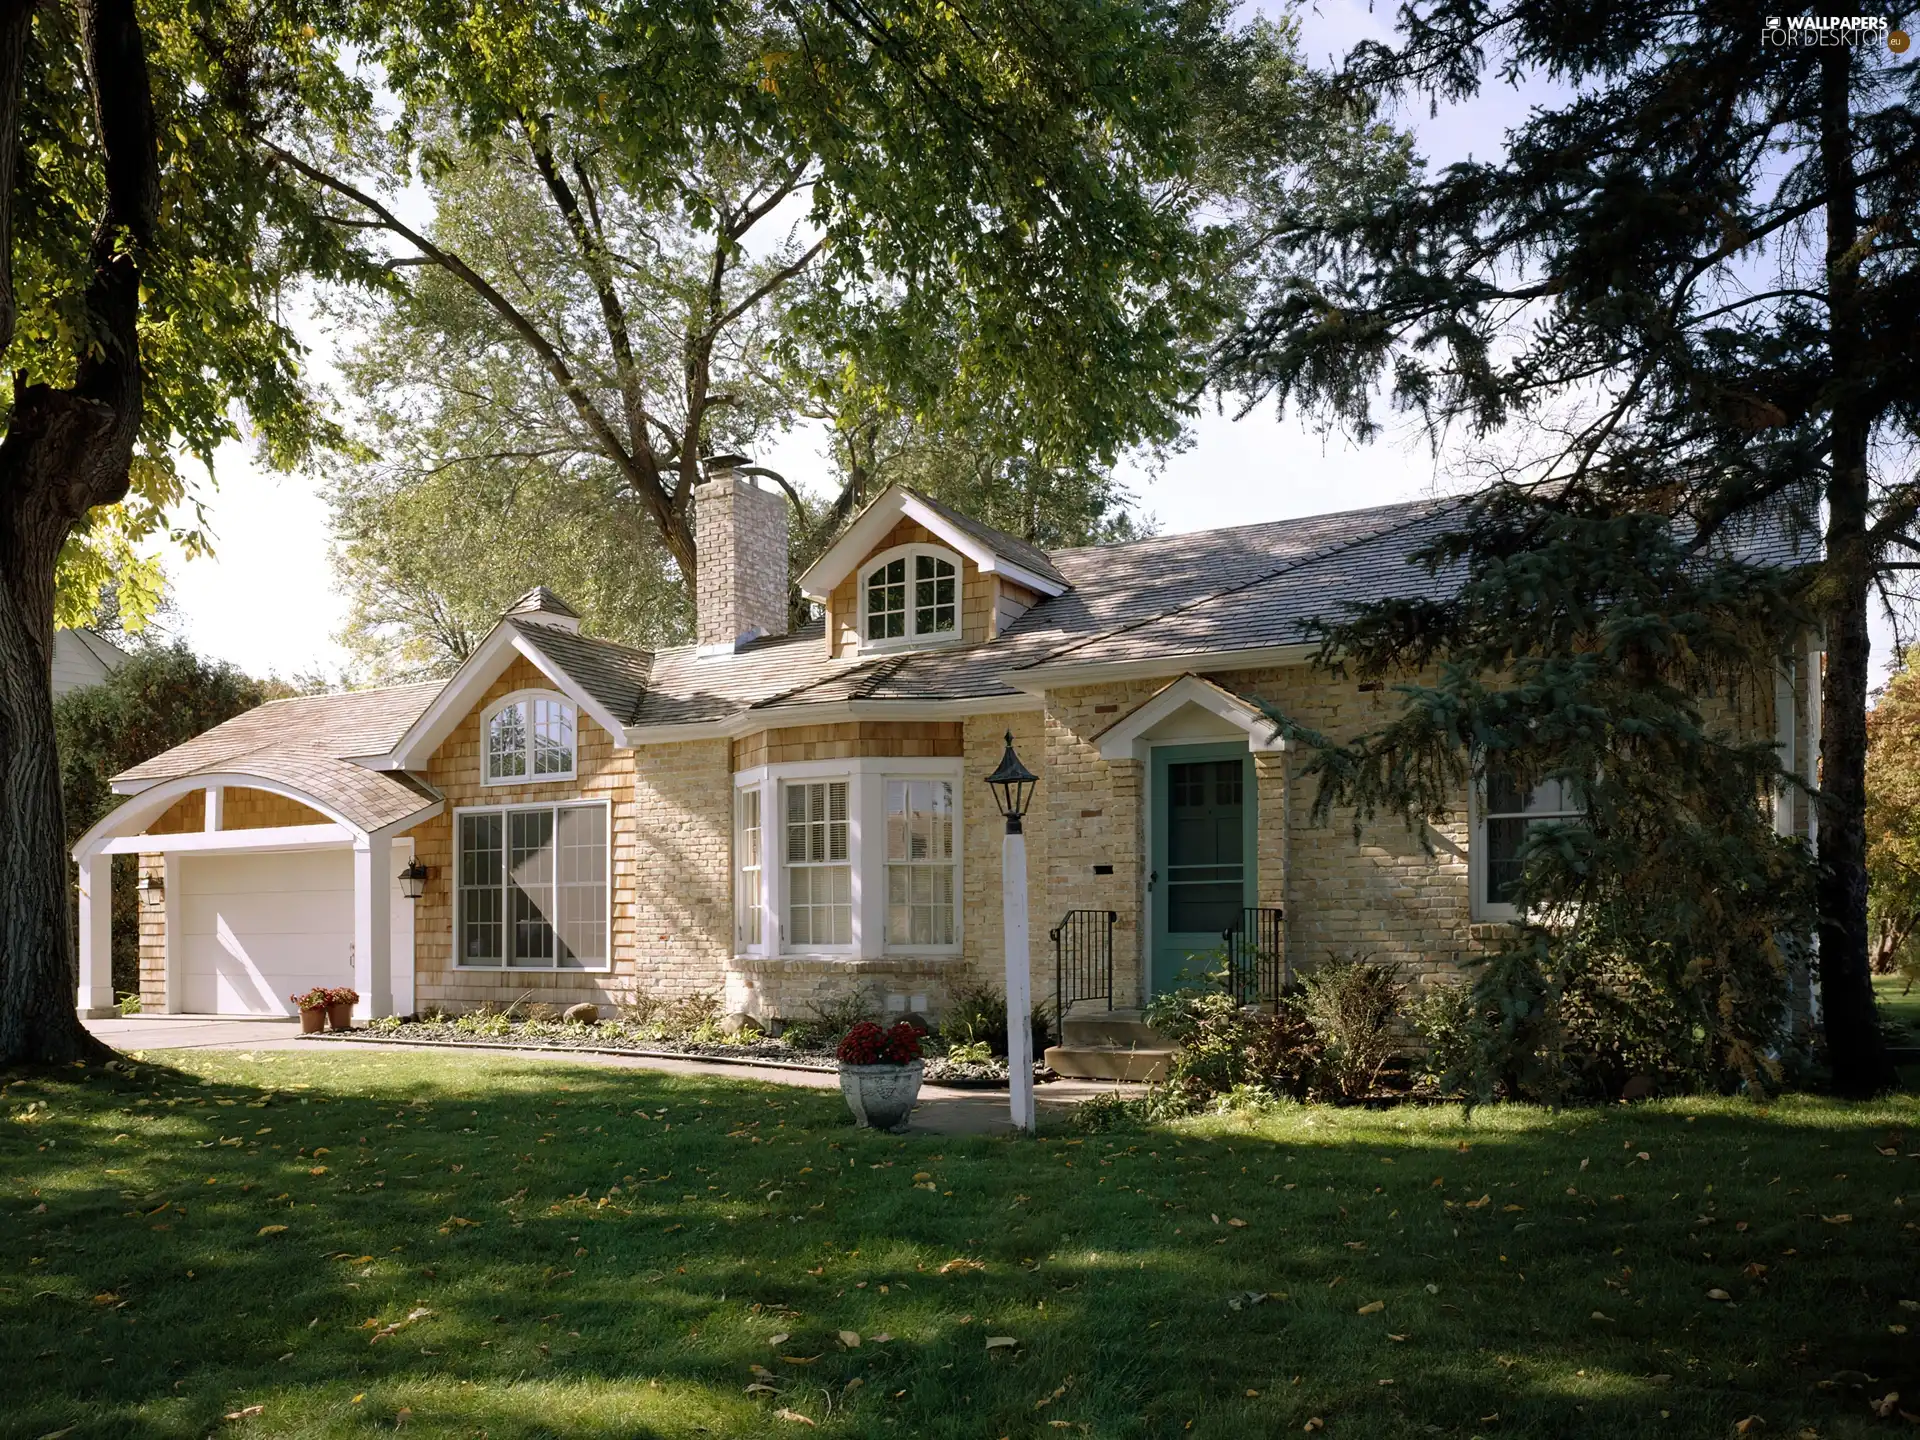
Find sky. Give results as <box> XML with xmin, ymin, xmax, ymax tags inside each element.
<box><xmin>147</xmin><ymin>1</ymin><xmax>1895</xmax><ymax>686</ymax></box>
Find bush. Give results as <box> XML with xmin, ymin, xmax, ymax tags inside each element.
<box><xmin>1407</xmin><ymin>979</ymin><xmax>1480</xmax><ymax>1095</ymax></box>
<box><xmin>1069</xmin><ymin>1089</ymin><xmax>1152</xmax><ymax>1133</ymax></box>
<box><xmin>939</xmin><ymin>980</ymin><xmax>1050</xmax><ymax>1059</ymax></box>
<box><xmin>803</xmin><ymin>992</ymin><xmax>879</xmax><ymax>1039</ymax></box>
<box><xmin>1300</xmin><ymin>959</ymin><xmax>1405</xmax><ymax>1100</ymax></box>
<box><xmin>1144</xmin><ymin>966</ymin><xmax>1322</xmax><ymax>1114</ymax></box>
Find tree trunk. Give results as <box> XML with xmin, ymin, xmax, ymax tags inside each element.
<box><xmin>1814</xmin><ymin>46</ymin><xmax>1896</xmax><ymax>1097</ymax></box>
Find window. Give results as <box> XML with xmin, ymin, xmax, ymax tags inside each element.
<box><xmin>485</xmin><ymin>695</ymin><xmax>576</xmax><ymax>783</ymax></box>
<box><xmin>863</xmin><ymin>546</ymin><xmax>958</xmax><ymax>645</ymax></box>
<box><xmin>785</xmin><ymin>780</ymin><xmax>852</xmax><ymax>946</ymax></box>
<box><xmin>736</xmin><ymin>787</ymin><xmax>763</xmax><ymax>948</ymax></box>
<box><xmin>887</xmin><ymin>779</ymin><xmax>955</xmax><ymax>945</ymax></box>
<box><xmin>734</xmin><ymin>761</ymin><xmax>963</xmax><ymax>956</ymax></box>
<box><xmin>456</xmin><ymin>802</ymin><xmax>608</xmax><ymax>967</ymax></box>
<box><xmin>1476</xmin><ymin>767</ymin><xmax>1583</xmax><ymax>917</ymax></box>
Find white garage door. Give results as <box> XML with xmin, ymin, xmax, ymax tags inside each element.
<box><xmin>177</xmin><ymin>848</ymin><xmax>415</xmax><ymax>1016</ymax></box>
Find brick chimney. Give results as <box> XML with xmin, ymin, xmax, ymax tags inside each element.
<box><xmin>694</xmin><ymin>459</ymin><xmax>789</xmax><ymax>656</ymax></box>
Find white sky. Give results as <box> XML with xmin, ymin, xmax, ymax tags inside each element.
<box><xmin>151</xmin><ymin>1</ymin><xmax>1895</xmax><ymax>685</ymax></box>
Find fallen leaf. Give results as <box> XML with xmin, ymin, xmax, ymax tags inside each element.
<box><xmin>256</xmin><ymin>1225</ymin><xmax>287</xmax><ymax>1237</ymax></box>
<box><xmin>768</xmin><ymin>1332</ymin><xmax>791</xmax><ymax>1347</ymax></box>
<box><xmin>1591</xmin><ymin>1311</ymin><xmax>1612</xmax><ymax>1322</ymax></box>
<box><xmin>869</xmin><ymin>1332</ymin><xmax>894</xmax><ymax>1344</ymax></box>
<box><xmin>222</xmin><ymin>1406</ymin><xmax>264</xmax><ymax>1421</ymax></box>
<box><xmin>774</xmin><ymin>1408</ymin><xmax>815</xmax><ymax>1426</ymax></box>
<box><xmin>1734</xmin><ymin>1418</ymin><xmax>1765</xmax><ymax>1434</ymax></box>
<box><xmin>839</xmin><ymin>1330</ymin><xmax>861</xmax><ymax>1348</ymax></box>
<box><xmin>1707</xmin><ymin>1289</ymin><xmax>1731</xmax><ymax>1302</ymax></box>
<box><xmin>1303</xmin><ymin>1420</ymin><xmax>1323</xmax><ymax>1433</ymax></box>
<box><xmin>986</xmin><ymin>1335</ymin><xmax>1018</xmax><ymax>1350</ymax></box>
<box><xmin>1821</xmin><ymin>1214</ymin><xmax>1853</xmax><ymax>1225</ymax></box>
<box><xmin>1228</xmin><ymin>1217</ymin><xmax>1248</xmax><ymax>1228</ymax></box>
<box><xmin>780</xmin><ymin>1355</ymin><xmax>822</xmax><ymax>1366</ymax></box>
<box><xmin>1357</xmin><ymin>1301</ymin><xmax>1385</xmax><ymax>1315</ymax></box>
<box><xmin>939</xmin><ymin>1258</ymin><xmax>985</xmax><ymax>1275</ymax></box>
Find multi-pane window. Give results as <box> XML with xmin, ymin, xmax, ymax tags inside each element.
<box><xmin>886</xmin><ymin>779</ymin><xmax>955</xmax><ymax>945</ymax></box>
<box><xmin>1479</xmin><ymin>768</ymin><xmax>1582</xmax><ymax>913</ymax></box>
<box><xmin>864</xmin><ymin>549</ymin><xmax>957</xmax><ymax>644</ymax></box>
<box><xmin>785</xmin><ymin>780</ymin><xmax>852</xmax><ymax>946</ymax></box>
<box><xmin>486</xmin><ymin>696</ymin><xmax>576</xmax><ymax>781</ymax></box>
<box><xmin>457</xmin><ymin>803</ymin><xmax>607</xmax><ymax>967</ymax></box>
<box><xmin>736</xmin><ymin>787</ymin><xmax>763</xmax><ymax>948</ymax></box>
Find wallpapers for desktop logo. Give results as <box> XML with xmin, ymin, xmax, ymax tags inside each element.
<box><xmin>1761</xmin><ymin>14</ymin><xmax>1909</xmax><ymax>49</ymax></box>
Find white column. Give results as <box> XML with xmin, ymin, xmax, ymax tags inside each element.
<box><xmin>76</xmin><ymin>853</ymin><xmax>115</xmax><ymax>1018</ymax></box>
<box><xmin>1805</xmin><ymin>641</ymin><xmax>1822</xmax><ymax>856</ymax></box>
<box><xmin>204</xmin><ymin>786</ymin><xmax>224</xmax><ymax>831</ymax></box>
<box><xmin>1003</xmin><ymin>828</ymin><xmax>1035</xmax><ymax>1133</ymax></box>
<box><xmin>353</xmin><ymin>835</ymin><xmax>393</xmax><ymax>1021</ymax></box>
<box><xmin>1773</xmin><ymin>658</ymin><xmax>1797</xmax><ymax>838</ymax></box>
<box><xmin>161</xmin><ymin>854</ymin><xmax>182</xmax><ymax>1014</ymax></box>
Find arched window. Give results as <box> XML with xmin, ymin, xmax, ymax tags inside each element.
<box><xmin>863</xmin><ymin>545</ymin><xmax>959</xmax><ymax>645</ymax></box>
<box><xmin>485</xmin><ymin>694</ymin><xmax>576</xmax><ymax>783</ymax></box>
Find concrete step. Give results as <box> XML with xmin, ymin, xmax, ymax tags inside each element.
<box><xmin>1044</xmin><ymin>1041</ymin><xmax>1176</xmax><ymax>1083</ymax></box>
<box><xmin>1060</xmin><ymin>1008</ymin><xmax>1165</xmax><ymax>1049</ymax></box>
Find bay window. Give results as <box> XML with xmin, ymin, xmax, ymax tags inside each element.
<box><xmin>732</xmin><ymin>761</ymin><xmax>962</xmax><ymax>957</ymax></box>
<box><xmin>456</xmin><ymin>800</ymin><xmax>608</xmax><ymax>968</ymax></box>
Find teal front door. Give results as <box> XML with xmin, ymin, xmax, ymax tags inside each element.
<box><xmin>1150</xmin><ymin>743</ymin><xmax>1257</xmax><ymax>997</ymax></box>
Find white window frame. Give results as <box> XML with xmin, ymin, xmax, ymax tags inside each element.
<box><xmin>481</xmin><ymin>689</ymin><xmax>578</xmax><ymax>785</ymax></box>
<box><xmin>1470</xmin><ymin>766</ymin><xmax>1584</xmax><ymax>922</ymax></box>
<box><xmin>452</xmin><ymin>798</ymin><xmax>612</xmax><ymax>971</ymax></box>
<box><xmin>732</xmin><ymin>757</ymin><xmax>964</xmax><ymax>959</ymax></box>
<box><xmin>858</xmin><ymin>543</ymin><xmax>964</xmax><ymax>653</ymax></box>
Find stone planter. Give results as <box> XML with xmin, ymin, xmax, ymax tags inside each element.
<box><xmin>838</xmin><ymin>1060</ymin><xmax>924</xmax><ymax>1132</ymax></box>
<box><xmin>326</xmin><ymin>1000</ymin><xmax>354</xmax><ymax>1031</ymax></box>
<box><xmin>299</xmin><ymin>1007</ymin><xmax>327</xmax><ymax>1034</ymax></box>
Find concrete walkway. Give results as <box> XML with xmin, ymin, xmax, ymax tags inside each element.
<box><xmin>84</xmin><ymin>1014</ymin><xmax>1133</xmax><ymax>1136</ymax></box>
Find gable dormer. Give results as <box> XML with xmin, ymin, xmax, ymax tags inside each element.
<box><xmin>798</xmin><ymin>488</ymin><xmax>1068</xmax><ymax>660</ymax></box>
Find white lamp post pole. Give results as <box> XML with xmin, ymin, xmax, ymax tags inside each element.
<box><xmin>986</xmin><ymin>730</ymin><xmax>1040</xmax><ymax>1135</ymax></box>
<box><xmin>1003</xmin><ymin>826</ymin><xmax>1035</xmax><ymax>1133</ymax></box>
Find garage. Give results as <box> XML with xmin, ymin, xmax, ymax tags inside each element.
<box><xmin>174</xmin><ymin>847</ymin><xmax>417</xmax><ymax>1017</ymax></box>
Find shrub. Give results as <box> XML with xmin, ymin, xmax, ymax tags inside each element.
<box><xmin>837</xmin><ymin>1021</ymin><xmax>923</xmax><ymax>1065</ymax></box>
<box><xmin>939</xmin><ymin>980</ymin><xmax>1050</xmax><ymax>1059</ymax></box>
<box><xmin>1300</xmin><ymin>959</ymin><xmax>1405</xmax><ymax>1099</ymax></box>
<box><xmin>115</xmin><ymin>992</ymin><xmax>141</xmax><ymax>1017</ymax></box>
<box><xmin>1070</xmin><ymin>1090</ymin><xmax>1151</xmax><ymax>1133</ymax></box>
<box><xmin>805</xmin><ymin>991</ymin><xmax>879</xmax><ymax>1039</ymax></box>
<box><xmin>1407</xmin><ymin>979</ymin><xmax>1481</xmax><ymax>1095</ymax></box>
<box><xmin>778</xmin><ymin>1019</ymin><xmax>830</xmax><ymax>1051</ymax></box>
<box><xmin>1144</xmin><ymin>966</ymin><xmax>1323</xmax><ymax>1113</ymax></box>
<box><xmin>945</xmin><ymin>1040</ymin><xmax>992</xmax><ymax>1066</ymax></box>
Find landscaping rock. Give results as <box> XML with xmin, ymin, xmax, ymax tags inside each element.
<box><xmin>562</xmin><ymin>1002</ymin><xmax>600</xmax><ymax>1025</ymax></box>
<box><xmin>1620</xmin><ymin>1074</ymin><xmax>1655</xmax><ymax>1102</ymax></box>
<box><xmin>721</xmin><ymin>1012</ymin><xmax>766</xmax><ymax>1037</ymax></box>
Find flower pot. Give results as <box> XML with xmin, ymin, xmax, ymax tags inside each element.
<box><xmin>838</xmin><ymin>1060</ymin><xmax>924</xmax><ymax>1132</ymax></box>
<box><xmin>299</xmin><ymin>1006</ymin><xmax>327</xmax><ymax>1034</ymax></box>
<box><xmin>326</xmin><ymin>1000</ymin><xmax>354</xmax><ymax>1031</ymax></box>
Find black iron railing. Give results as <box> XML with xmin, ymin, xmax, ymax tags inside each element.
<box><xmin>1050</xmin><ymin>909</ymin><xmax>1117</xmax><ymax>1041</ymax></box>
<box><xmin>1221</xmin><ymin>906</ymin><xmax>1287</xmax><ymax>1007</ymax></box>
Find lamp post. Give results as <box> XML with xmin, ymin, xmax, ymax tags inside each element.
<box><xmin>985</xmin><ymin>731</ymin><xmax>1039</xmax><ymax>1133</ymax></box>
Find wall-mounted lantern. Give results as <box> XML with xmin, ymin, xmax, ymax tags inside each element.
<box><xmin>397</xmin><ymin>857</ymin><xmax>429</xmax><ymax>900</ymax></box>
<box><xmin>137</xmin><ymin>873</ymin><xmax>164</xmax><ymax>910</ymax></box>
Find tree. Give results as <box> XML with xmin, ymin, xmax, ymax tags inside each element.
<box><xmin>1217</xmin><ymin>4</ymin><xmax>1916</xmax><ymax>1095</ymax></box>
<box><xmin>1867</xmin><ymin>650</ymin><xmax>1920</xmax><ymax>978</ymax></box>
<box><xmin>55</xmin><ymin>644</ymin><xmax>270</xmax><ymax>999</ymax></box>
<box><xmin>0</xmin><ymin>0</ymin><xmax>365</xmax><ymax>1065</ymax></box>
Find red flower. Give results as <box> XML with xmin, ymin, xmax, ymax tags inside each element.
<box><xmin>837</xmin><ymin>1020</ymin><xmax>922</xmax><ymax>1065</ymax></box>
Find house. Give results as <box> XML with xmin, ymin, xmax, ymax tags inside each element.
<box><xmin>52</xmin><ymin>627</ymin><xmax>129</xmax><ymax>698</ymax></box>
<box><xmin>71</xmin><ymin>465</ymin><xmax>1822</xmax><ymax>1048</ymax></box>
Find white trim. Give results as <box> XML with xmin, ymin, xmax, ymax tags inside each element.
<box><xmin>1468</xmin><ymin>768</ymin><xmax>1582</xmax><ymax>923</ymax></box>
<box><xmin>796</xmin><ymin>486</ymin><xmax>1068</xmax><ymax>602</ymax></box>
<box><xmin>94</xmin><ymin>823</ymin><xmax>355</xmax><ymax>857</ymax></box>
<box><xmin>1094</xmin><ymin>674</ymin><xmax>1289</xmax><ymax>763</ymax></box>
<box><xmin>853</xmin><ymin>542</ymin><xmax>967</xmax><ymax>654</ymax></box>
<box><xmin>1005</xmin><ymin>642</ymin><xmax>1322</xmax><ymax>694</ymax></box>
<box><xmin>480</xmin><ymin>689</ymin><xmax>580</xmax><ymax>787</ymax></box>
<box><xmin>367</xmin><ymin>624</ymin><xmax>630</xmax><ymax>770</ymax></box>
<box><xmin>450</xmin><ymin>797</ymin><xmax>614</xmax><ymax>973</ymax></box>
<box><xmin>621</xmin><ymin>692</ymin><xmax>1044</xmax><ymax>747</ymax></box>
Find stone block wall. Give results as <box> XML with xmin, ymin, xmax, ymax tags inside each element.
<box><xmin>694</xmin><ymin>474</ymin><xmax>789</xmax><ymax>650</ymax></box>
<box><xmin>958</xmin><ymin>710</ymin><xmax>1049</xmax><ymax>1004</ymax></box>
<box><xmin>629</xmin><ymin>736</ymin><xmax>734</xmax><ymax>1003</ymax></box>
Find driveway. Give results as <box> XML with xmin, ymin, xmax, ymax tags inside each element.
<box><xmin>82</xmin><ymin>1015</ymin><xmax>1127</xmax><ymax>1136</ymax></box>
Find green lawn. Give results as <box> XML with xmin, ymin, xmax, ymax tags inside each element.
<box><xmin>4</xmin><ymin>1051</ymin><xmax>1918</xmax><ymax>1440</ymax></box>
<box><xmin>1879</xmin><ymin>973</ymin><xmax>1920</xmax><ymax>1044</ymax></box>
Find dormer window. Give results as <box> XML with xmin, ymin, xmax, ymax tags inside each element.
<box><xmin>485</xmin><ymin>694</ymin><xmax>576</xmax><ymax>783</ymax></box>
<box><xmin>864</xmin><ymin>545</ymin><xmax>958</xmax><ymax>646</ymax></box>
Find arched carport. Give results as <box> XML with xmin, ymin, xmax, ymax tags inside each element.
<box><xmin>72</xmin><ymin>760</ymin><xmax>441</xmax><ymax>1021</ymax></box>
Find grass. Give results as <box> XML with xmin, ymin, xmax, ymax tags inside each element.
<box><xmin>1878</xmin><ymin>973</ymin><xmax>1920</xmax><ymax>1044</ymax></box>
<box><xmin>3</xmin><ymin>1050</ymin><xmax>1918</xmax><ymax>1440</ymax></box>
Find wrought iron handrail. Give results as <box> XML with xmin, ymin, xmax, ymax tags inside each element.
<box><xmin>1050</xmin><ymin>909</ymin><xmax>1117</xmax><ymax>1042</ymax></box>
<box><xmin>1220</xmin><ymin>906</ymin><xmax>1287</xmax><ymax>1008</ymax></box>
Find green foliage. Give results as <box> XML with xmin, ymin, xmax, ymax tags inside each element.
<box><xmin>944</xmin><ymin>1040</ymin><xmax>993</xmax><ymax>1067</ymax></box>
<box><xmin>1299</xmin><ymin>960</ymin><xmax>1405</xmax><ymax>1101</ymax></box>
<box><xmin>937</xmin><ymin>980</ymin><xmax>1049</xmax><ymax>1059</ymax></box>
<box><xmin>1868</xmin><ymin>651</ymin><xmax>1920</xmax><ymax>975</ymax></box>
<box><xmin>1144</xmin><ymin>966</ymin><xmax>1324</xmax><ymax>1113</ymax></box>
<box><xmin>1274</xmin><ymin>497</ymin><xmax>1810</xmax><ymax>1100</ymax></box>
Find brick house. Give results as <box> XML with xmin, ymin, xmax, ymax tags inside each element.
<box><xmin>72</xmin><ymin>466</ymin><xmax>1821</xmax><ymax>1053</ymax></box>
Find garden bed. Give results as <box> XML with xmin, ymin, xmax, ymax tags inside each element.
<box><xmin>306</xmin><ymin>1015</ymin><xmax>1018</xmax><ymax>1085</ymax></box>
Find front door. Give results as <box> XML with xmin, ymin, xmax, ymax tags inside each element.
<box><xmin>1150</xmin><ymin>743</ymin><xmax>1256</xmax><ymax>997</ymax></box>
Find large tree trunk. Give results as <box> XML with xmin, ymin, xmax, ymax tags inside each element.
<box><xmin>1814</xmin><ymin>47</ymin><xmax>1896</xmax><ymax>1098</ymax></box>
<box><xmin>0</xmin><ymin>0</ymin><xmax>157</xmax><ymax>1067</ymax></box>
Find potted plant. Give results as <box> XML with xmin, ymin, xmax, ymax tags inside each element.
<box><xmin>836</xmin><ymin>1021</ymin><xmax>925</xmax><ymax>1132</ymax></box>
<box><xmin>290</xmin><ymin>987</ymin><xmax>329</xmax><ymax>1034</ymax></box>
<box><xmin>325</xmin><ymin>987</ymin><xmax>360</xmax><ymax>1031</ymax></box>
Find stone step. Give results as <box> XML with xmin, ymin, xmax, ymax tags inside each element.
<box><xmin>1043</xmin><ymin>1042</ymin><xmax>1176</xmax><ymax>1083</ymax></box>
<box><xmin>1060</xmin><ymin>1009</ymin><xmax>1165</xmax><ymax>1049</ymax></box>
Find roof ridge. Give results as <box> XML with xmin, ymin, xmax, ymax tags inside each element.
<box><xmin>1017</xmin><ymin>497</ymin><xmax>1460</xmax><ymax>671</ymax></box>
<box><xmin>1045</xmin><ymin>493</ymin><xmax>1450</xmax><ymax>562</ymax></box>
